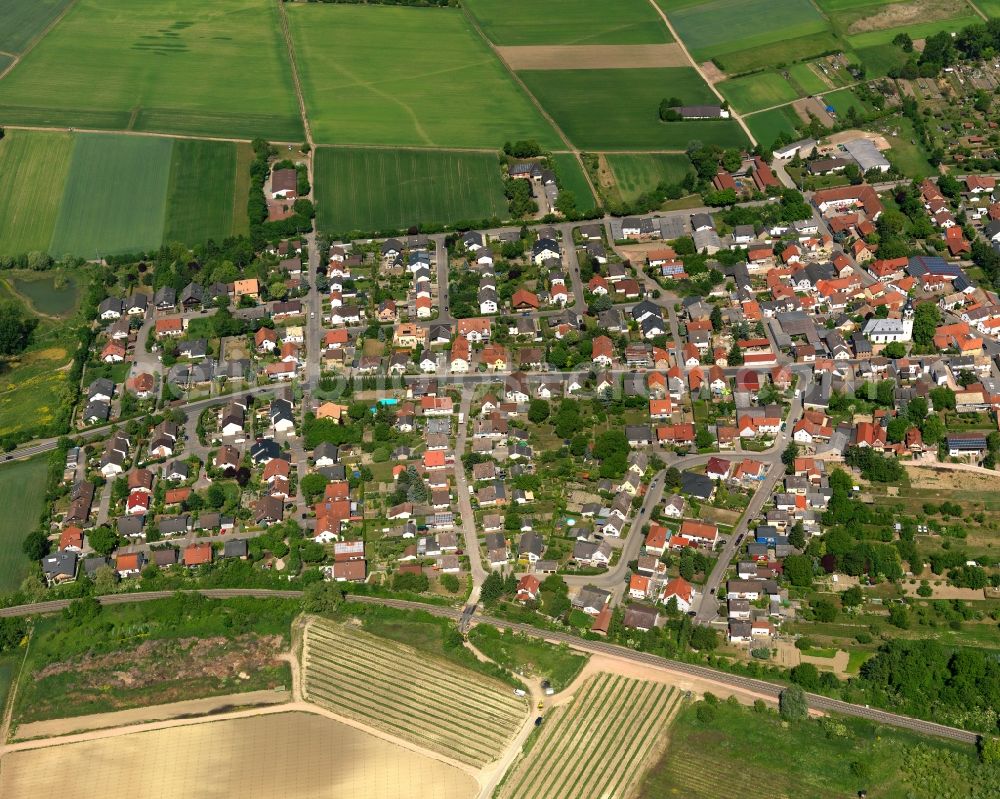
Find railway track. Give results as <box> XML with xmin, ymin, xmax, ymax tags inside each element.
<box><xmin>0</xmin><ymin>590</ymin><xmax>980</xmax><ymax>745</ymax></box>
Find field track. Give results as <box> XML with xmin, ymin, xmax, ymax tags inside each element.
<box><xmin>0</xmin><ymin>591</ymin><xmax>981</xmax><ymax>746</ymax></box>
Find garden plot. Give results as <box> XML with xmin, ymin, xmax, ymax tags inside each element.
<box><xmin>303</xmin><ymin>618</ymin><xmax>526</xmax><ymax>767</ymax></box>
<box><xmin>498</xmin><ymin>672</ymin><xmax>680</xmax><ymax>799</ymax></box>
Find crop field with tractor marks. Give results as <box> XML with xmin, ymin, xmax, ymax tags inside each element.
<box><xmin>303</xmin><ymin>618</ymin><xmax>526</xmax><ymax>767</ymax></box>
<box><xmin>497</xmin><ymin>673</ymin><xmax>681</xmax><ymax>799</ymax></box>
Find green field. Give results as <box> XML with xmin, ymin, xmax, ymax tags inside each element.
<box><xmin>0</xmin><ymin>457</ymin><xmax>49</xmax><ymax>593</ymax></box>
<box><xmin>552</xmin><ymin>154</ymin><xmax>599</xmax><ymax>212</ymax></box>
<box><xmin>11</xmin><ymin>271</ymin><xmax>80</xmax><ymax>317</ymax></box>
<box><xmin>0</xmin><ymin>130</ymin><xmax>73</xmax><ymax>255</ymax></box>
<box><xmin>746</xmin><ymin>106</ymin><xmax>802</xmax><ymax>149</ymax></box>
<box><xmin>518</xmin><ymin>68</ymin><xmax>747</xmax><ymax>149</ymax></box>
<box><xmin>607</xmin><ymin>154</ymin><xmax>694</xmax><ymax>202</ymax></box>
<box><xmin>315</xmin><ymin>147</ymin><xmax>508</xmax><ymax>234</ymax></box>
<box><xmin>787</xmin><ymin>62</ymin><xmax>829</xmax><ymax>94</ymax></box>
<box><xmin>822</xmin><ymin>87</ymin><xmax>871</xmax><ymax>118</ymax></box>
<box><xmin>638</xmin><ymin>699</ymin><xmax>992</xmax><ymax>799</ymax></box>
<box><xmin>465</xmin><ymin>0</ymin><xmax>672</xmax><ymax>45</ymax></box>
<box><xmin>0</xmin><ymin>0</ymin><xmax>73</xmax><ymax>54</ymax></box>
<box><xmin>50</xmin><ymin>134</ymin><xmax>172</xmax><ymax>258</ymax></box>
<box><xmin>718</xmin><ymin>71</ymin><xmax>798</xmax><ymax>114</ymax></box>
<box><xmin>845</xmin><ymin>12</ymin><xmax>980</xmax><ymax>49</ymax></box>
<box><xmin>853</xmin><ymin>43</ymin><xmax>909</xmax><ymax>77</ymax></box>
<box><xmin>163</xmin><ymin>139</ymin><xmax>250</xmax><ymax>245</ymax></box>
<box><xmin>664</xmin><ymin>0</ymin><xmax>832</xmax><ymax>61</ymax></box>
<box><xmin>467</xmin><ymin>626</ymin><xmax>587</xmax><ymax>691</ymax></box>
<box><xmin>287</xmin><ymin>4</ymin><xmax>559</xmax><ymax>148</ymax></box>
<box><xmin>0</xmin><ymin>0</ymin><xmax>303</xmax><ymax>140</ymax></box>
<box><xmin>717</xmin><ymin>31</ymin><xmax>845</xmax><ymax>73</ymax></box>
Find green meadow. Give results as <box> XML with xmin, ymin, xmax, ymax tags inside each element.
<box><xmin>0</xmin><ymin>457</ymin><xmax>50</xmax><ymax>593</ymax></box>
<box><xmin>606</xmin><ymin>154</ymin><xmax>693</xmax><ymax>202</ymax></box>
<box><xmin>287</xmin><ymin>4</ymin><xmax>560</xmax><ymax>148</ymax></box>
<box><xmin>0</xmin><ymin>0</ymin><xmax>302</xmax><ymax>140</ymax></box>
<box><xmin>517</xmin><ymin>68</ymin><xmax>747</xmax><ymax>149</ymax></box>
<box><xmin>552</xmin><ymin>154</ymin><xmax>599</xmax><ymax>212</ymax></box>
<box><xmin>746</xmin><ymin>107</ymin><xmax>802</xmax><ymax>150</ymax></box>
<box><xmin>465</xmin><ymin>0</ymin><xmax>672</xmax><ymax>45</ymax></box>
<box><xmin>718</xmin><ymin>71</ymin><xmax>798</xmax><ymax>114</ymax></box>
<box><xmin>314</xmin><ymin>147</ymin><xmax>508</xmax><ymax>234</ymax></box>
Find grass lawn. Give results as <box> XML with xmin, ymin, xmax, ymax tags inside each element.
<box><xmin>50</xmin><ymin>133</ymin><xmax>172</xmax><ymax>258</ymax></box>
<box><xmin>518</xmin><ymin>68</ymin><xmax>747</xmax><ymax>149</ymax></box>
<box><xmin>884</xmin><ymin>117</ymin><xmax>935</xmax><ymax>178</ymax></box>
<box><xmin>0</xmin><ymin>655</ymin><xmax>20</xmax><ymax>722</ymax></box>
<box><xmin>465</xmin><ymin>0</ymin><xmax>672</xmax><ymax>45</ymax></box>
<box><xmin>0</xmin><ymin>130</ymin><xmax>73</xmax><ymax>257</ymax></box>
<box><xmin>822</xmin><ymin>87</ymin><xmax>871</xmax><ymax>118</ymax></box>
<box><xmin>663</xmin><ymin>0</ymin><xmax>830</xmax><ymax>60</ymax></box>
<box><xmin>287</xmin><ymin>4</ymin><xmax>560</xmax><ymax>148</ymax></box>
<box><xmin>973</xmin><ymin>0</ymin><xmax>1000</xmax><ymax>14</ymax></box>
<box><xmin>10</xmin><ymin>271</ymin><xmax>80</xmax><ymax>317</ymax></box>
<box><xmin>163</xmin><ymin>139</ymin><xmax>249</xmax><ymax>246</ymax></box>
<box><xmin>787</xmin><ymin>62</ymin><xmax>829</xmax><ymax>95</ymax></box>
<box><xmin>0</xmin><ymin>0</ymin><xmax>303</xmax><ymax>140</ymax></box>
<box><xmin>745</xmin><ymin>107</ymin><xmax>801</xmax><ymax>150</ymax></box>
<box><xmin>606</xmin><ymin>153</ymin><xmax>693</xmax><ymax>202</ymax></box>
<box><xmin>717</xmin><ymin>71</ymin><xmax>798</xmax><ymax>114</ymax></box>
<box><xmin>0</xmin><ymin>0</ymin><xmax>73</xmax><ymax>54</ymax></box>
<box><xmin>314</xmin><ymin>147</ymin><xmax>508</xmax><ymax>234</ymax></box>
<box><xmin>0</xmin><ymin>457</ymin><xmax>49</xmax><ymax>593</ymax></box>
<box><xmin>854</xmin><ymin>42</ymin><xmax>910</xmax><ymax>77</ymax></box>
<box><xmin>0</xmin><ymin>331</ymin><xmax>72</xmax><ymax>439</ymax></box>
<box><xmin>638</xmin><ymin>699</ymin><xmax>986</xmax><ymax>799</ymax></box>
<box><xmin>551</xmin><ymin>153</ymin><xmax>599</xmax><ymax>212</ymax></box>
<box><xmin>467</xmin><ymin>626</ymin><xmax>587</xmax><ymax>691</ymax></box>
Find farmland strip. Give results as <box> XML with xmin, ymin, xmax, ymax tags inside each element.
<box><xmin>601</xmin><ymin>686</ymin><xmax>679</xmax><ymax>799</ymax></box>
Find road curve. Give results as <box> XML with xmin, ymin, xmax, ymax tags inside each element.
<box><xmin>0</xmin><ymin>590</ymin><xmax>978</xmax><ymax>745</ymax></box>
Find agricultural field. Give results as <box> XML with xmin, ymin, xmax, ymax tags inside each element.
<box><xmin>314</xmin><ymin>147</ymin><xmax>508</xmax><ymax>234</ymax></box>
<box><xmin>717</xmin><ymin>71</ymin><xmax>798</xmax><ymax>114</ymax></box>
<box><xmin>303</xmin><ymin>618</ymin><xmax>526</xmax><ymax>767</ymax></box>
<box><xmin>518</xmin><ymin>68</ymin><xmax>747</xmax><ymax>149</ymax></box>
<box><xmin>820</xmin><ymin>0</ymin><xmax>980</xmax><ymax>49</ymax></box>
<box><xmin>0</xmin><ymin>0</ymin><xmax>73</xmax><ymax>54</ymax></box>
<box><xmin>637</xmin><ymin>699</ymin><xmax>991</xmax><ymax>799</ymax></box>
<box><xmin>0</xmin><ymin>130</ymin><xmax>73</xmax><ymax>256</ymax></box>
<box><xmin>822</xmin><ymin>87</ymin><xmax>872</xmax><ymax>118</ymax></box>
<box><xmin>663</xmin><ymin>0</ymin><xmax>837</xmax><ymax>69</ymax></box>
<box><xmin>552</xmin><ymin>154</ymin><xmax>599</xmax><ymax>212</ymax></box>
<box><xmin>0</xmin><ymin>131</ymin><xmax>253</xmax><ymax>257</ymax></box>
<box><xmin>606</xmin><ymin>154</ymin><xmax>694</xmax><ymax>202</ymax></box>
<box><xmin>0</xmin><ymin>712</ymin><xmax>479</xmax><ymax>799</ymax></box>
<box><xmin>49</xmin><ymin>134</ymin><xmax>173</xmax><ymax>258</ymax></box>
<box><xmin>163</xmin><ymin>139</ymin><xmax>253</xmax><ymax>245</ymax></box>
<box><xmin>287</xmin><ymin>4</ymin><xmax>560</xmax><ymax>148</ymax></box>
<box><xmin>746</xmin><ymin>106</ymin><xmax>803</xmax><ymax>149</ymax></box>
<box><xmin>465</xmin><ymin>0</ymin><xmax>672</xmax><ymax>45</ymax></box>
<box><xmin>0</xmin><ymin>456</ymin><xmax>50</xmax><ymax>594</ymax></box>
<box><xmin>0</xmin><ymin>0</ymin><xmax>302</xmax><ymax>140</ymax></box>
<box><xmin>498</xmin><ymin>673</ymin><xmax>680</xmax><ymax>799</ymax></box>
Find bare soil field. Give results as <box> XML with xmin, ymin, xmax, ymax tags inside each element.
<box><xmin>700</xmin><ymin>60</ymin><xmax>726</xmax><ymax>84</ymax></box>
<box><xmin>793</xmin><ymin>96</ymin><xmax>835</xmax><ymax>127</ymax></box>
<box><xmin>0</xmin><ymin>711</ymin><xmax>478</xmax><ymax>799</ymax></box>
<box><xmin>499</xmin><ymin>43</ymin><xmax>687</xmax><ymax>70</ymax></box>
<box><xmin>13</xmin><ymin>689</ymin><xmax>289</xmax><ymax>741</ymax></box>
<box><xmin>904</xmin><ymin>464</ymin><xmax>998</xmax><ymax>493</ymax></box>
<box><xmin>847</xmin><ymin>0</ymin><xmax>959</xmax><ymax>34</ymax></box>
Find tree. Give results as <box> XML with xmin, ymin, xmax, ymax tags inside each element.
<box><xmin>710</xmin><ymin>306</ymin><xmax>723</xmax><ymax>331</ymax></box>
<box><xmin>664</xmin><ymin>467</ymin><xmax>682</xmax><ymax>491</ymax></box>
<box><xmin>781</xmin><ymin>441</ymin><xmax>799</xmax><ymax>474</ymax></box>
<box><xmin>302</xmin><ymin>582</ymin><xmax>344</xmax><ymax>614</ymax></box>
<box><xmin>0</xmin><ymin>302</ymin><xmax>35</xmax><ymax>357</ymax></box>
<box><xmin>812</xmin><ymin>598</ymin><xmax>837</xmax><ymax>622</ymax></box>
<box><xmin>779</xmin><ymin>685</ymin><xmax>808</xmax><ymax>720</ymax></box>
<box><xmin>480</xmin><ymin>571</ymin><xmax>506</xmax><ymax>604</ymax></box>
<box><xmin>783</xmin><ymin>554</ymin><xmax>813</xmax><ymax>587</ymax></box>
<box><xmin>886</xmin><ymin>417</ymin><xmax>909</xmax><ymax>443</ymax></box>
<box><xmin>980</xmin><ymin>736</ymin><xmax>1000</xmax><ymax>764</ymax></box>
<box><xmin>929</xmin><ymin>386</ymin><xmax>955</xmax><ymax>411</ymax></box>
<box><xmin>790</xmin><ymin>662</ymin><xmax>821</xmax><ymax>690</ymax></box>
<box><xmin>21</xmin><ymin>530</ymin><xmax>49</xmax><ymax>561</ymax></box>
<box><xmin>87</xmin><ymin>526</ymin><xmax>119</xmax><ymax>557</ymax></box>
<box><xmin>300</xmin><ymin>473</ymin><xmax>329</xmax><ymax>504</ymax></box>
<box><xmin>882</xmin><ymin>341</ymin><xmax>906</xmax><ymax>359</ymax></box>
<box><xmin>440</xmin><ymin>574</ymin><xmax>461</xmax><ymax>593</ymax></box>
<box><xmin>696</xmin><ymin>701</ymin><xmax>717</xmax><ymax>722</ymax></box>
<box><xmin>920</xmin><ymin>416</ymin><xmax>946</xmax><ymax>445</ymax></box>
<box><xmin>912</xmin><ymin>302</ymin><xmax>940</xmax><ymax>346</ymax></box>
<box><xmin>689</xmin><ymin>626</ymin><xmax>718</xmax><ymax>651</ymax></box>
<box><xmin>840</xmin><ymin>585</ymin><xmax>863</xmax><ymax>607</ymax></box>
<box><xmin>788</xmin><ymin>521</ymin><xmax>806</xmax><ymax>550</ymax></box>
<box><xmin>888</xmin><ymin>603</ymin><xmax>910</xmax><ymax>629</ymax></box>
<box><xmin>528</xmin><ymin>399</ymin><xmax>550</xmax><ymax>424</ymax></box>
<box><xmin>206</xmin><ymin>482</ymin><xmax>227</xmax><ymax>509</ymax></box>
<box><xmin>907</xmin><ymin>397</ymin><xmax>928</xmax><ymax>425</ymax></box>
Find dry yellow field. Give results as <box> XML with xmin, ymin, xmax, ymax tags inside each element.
<box><xmin>0</xmin><ymin>711</ymin><xmax>478</xmax><ymax>799</ymax></box>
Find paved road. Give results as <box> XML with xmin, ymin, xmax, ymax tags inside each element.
<box><xmin>559</xmin><ymin>223</ymin><xmax>587</xmax><ymax>309</ymax></box>
<box><xmin>453</xmin><ymin>390</ymin><xmax>487</xmax><ymax>600</ymax></box>
<box><xmin>0</xmin><ymin>590</ymin><xmax>979</xmax><ymax>744</ymax></box>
